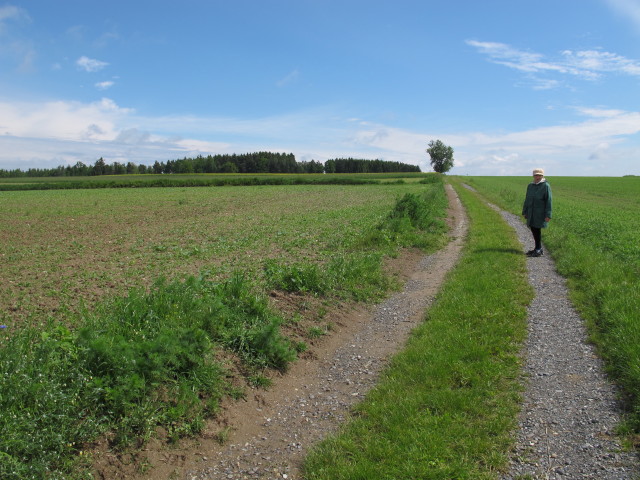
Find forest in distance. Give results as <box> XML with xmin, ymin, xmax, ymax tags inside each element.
<box><xmin>0</xmin><ymin>152</ymin><xmax>421</xmax><ymax>178</ymax></box>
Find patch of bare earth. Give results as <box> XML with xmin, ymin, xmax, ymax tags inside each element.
<box><xmin>90</xmin><ymin>184</ymin><xmax>467</xmax><ymax>480</ymax></box>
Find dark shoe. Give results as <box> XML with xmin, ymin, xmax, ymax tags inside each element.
<box><xmin>531</xmin><ymin>249</ymin><xmax>543</xmax><ymax>257</ymax></box>
<box><xmin>525</xmin><ymin>249</ymin><xmax>536</xmax><ymax>256</ymax></box>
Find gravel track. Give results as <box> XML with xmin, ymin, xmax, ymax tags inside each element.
<box><xmin>494</xmin><ymin>204</ymin><xmax>640</xmax><ymax>479</ymax></box>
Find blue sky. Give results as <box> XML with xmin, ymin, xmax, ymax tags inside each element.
<box><xmin>1</xmin><ymin>0</ymin><xmax>639</xmax><ymax>176</ymax></box>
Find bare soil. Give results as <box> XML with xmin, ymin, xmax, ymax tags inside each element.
<box><xmin>90</xmin><ymin>184</ymin><xmax>468</xmax><ymax>480</ymax></box>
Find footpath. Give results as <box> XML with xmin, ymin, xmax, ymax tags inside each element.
<box><xmin>493</xmin><ymin>203</ymin><xmax>639</xmax><ymax>479</ymax></box>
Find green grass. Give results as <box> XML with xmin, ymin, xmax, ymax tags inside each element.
<box><xmin>303</xmin><ymin>179</ymin><xmax>532</xmax><ymax>479</ymax></box>
<box><xmin>0</xmin><ymin>178</ymin><xmax>449</xmax><ymax>479</ymax></box>
<box><xmin>461</xmin><ymin>175</ymin><xmax>640</xmax><ymax>434</ymax></box>
<box><xmin>262</xmin><ymin>186</ymin><xmax>448</xmax><ymax>301</ymax></box>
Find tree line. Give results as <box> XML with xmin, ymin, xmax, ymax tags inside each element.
<box><xmin>324</xmin><ymin>158</ymin><xmax>421</xmax><ymax>174</ymax></box>
<box><xmin>0</xmin><ymin>153</ymin><xmax>421</xmax><ymax>178</ymax></box>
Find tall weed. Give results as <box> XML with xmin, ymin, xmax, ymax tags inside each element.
<box><xmin>357</xmin><ymin>181</ymin><xmax>447</xmax><ymax>251</ymax></box>
<box><xmin>0</xmin><ymin>273</ymin><xmax>296</xmax><ymax>479</ymax></box>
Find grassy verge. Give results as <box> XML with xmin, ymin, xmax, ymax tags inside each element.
<box><xmin>462</xmin><ymin>176</ymin><xmax>640</xmax><ymax>436</ymax></box>
<box><xmin>303</xmin><ymin>180</ymin><xmax>533</xmax><ymax>479</ymax></box>
<box><xmin>0</xmin><ymin>180</ymin><xmax>448</xmax><ymax>479</ymax></box>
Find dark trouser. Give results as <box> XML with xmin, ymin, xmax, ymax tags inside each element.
<box><xmin>530</xmin><ymin>226</ymin><xmax>542</xmax><ymax>250</ymax></box>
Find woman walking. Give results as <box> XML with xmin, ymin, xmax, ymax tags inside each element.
<box><xmin>522</xmin><ymin>168</ymin><xmax>552</xmax><ymax>257</ymax></box>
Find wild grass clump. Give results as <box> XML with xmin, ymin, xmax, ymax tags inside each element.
<box><xmin>356</xmin><ymin>180</ymin><xmax>448</xmax><ymax>251</ymax></box>
<box><xmin>418</xmin><ymin>173</ymin><xmax>442</xmax><ymax>184</ymax></box>
<box><xmin>0</xmin><ymin>325</ymin><xmax>100</xmax><ymax>479</ymax></box>
<box><xmin>263</xmin><ymin>253</ymin><xmax>391</xmax><ymax>302</ymax></box>
<box><xmin>264</xmin><ymin>260</ymin><xmax>327</xmax><ymax>294</ymax></box>
<box><xmin>0</xmin><ymin>273</ymin><xmax>296</xmax><ymax>479</ymax></box>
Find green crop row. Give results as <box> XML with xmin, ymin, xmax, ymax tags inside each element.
<box><xmin>460</xmin><ymin>175</ymin><xmax>640</xmax><ymax>433</ymax></box>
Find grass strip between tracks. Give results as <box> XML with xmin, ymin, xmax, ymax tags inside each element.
<box><xmin>303</xmin><ymin>180</ymin><xmax>534</xmax><ymax>479</ymax></box>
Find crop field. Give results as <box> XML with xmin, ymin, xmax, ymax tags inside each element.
<box><xmin>0</xmin><ymin>177</ymin><xmax>449</xmax><ymax>479</ymax></box>
<box><xmin>0</xmin><ymin>172</ymin><xmax>428</xmax><ymax>190</ymax></box>
<box><xmin>462</xmin><ymin>175</ymin><xmax>640</xmax><ymax>433</ymax></box>
<box><xmin>0</xmin><ymin>181</ymin><xmax>434</xmax><ymax>327</ymax></box>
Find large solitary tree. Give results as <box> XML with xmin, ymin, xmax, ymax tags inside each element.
<box><xmin>426</xmin><ymin>139</ymin><xmax>454</xmax><ymax>173</ymax></box>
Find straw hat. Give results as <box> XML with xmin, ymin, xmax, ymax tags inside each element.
<box><xmin>532</xmin><ymin>168</ymin><xmax>544</xmax><ymax>176</ymax></box>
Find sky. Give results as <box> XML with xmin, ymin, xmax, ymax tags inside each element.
<box><xmin>1</xmin><ymin>0</ymin><xmax>639</xmax><ymax>176</ymax></box>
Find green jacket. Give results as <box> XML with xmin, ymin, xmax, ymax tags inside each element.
<box><xmin>522</xmin><ymin>180</ymin><xmax>552</xmax><ymax>228</ymax></box>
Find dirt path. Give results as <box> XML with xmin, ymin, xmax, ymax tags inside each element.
<box><xmin>102</xmin><ymin>183</ymin><xmax>466</xmax><ymax>480</ymax></box>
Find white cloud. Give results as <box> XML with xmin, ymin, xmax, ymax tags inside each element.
<box><xmin>345</xmin><ymin>108</ymin><xmax>640</xmax><ymax>175</ymax></box>
<box><xmin>1</xmin><ymin>97</ymin><xmax>639</xmax><ymax>176</ymax></box>
<box><xmin>466</xmin><ymin>40</ymin><xmax>568</xmax><ymax>74</ymax></box>
<box><xmin>467</xmin><ymin>40</ymin><xmax>640</xmax><ymax>87</ymax></box>
<box><xmin>76</xmin><ymin>56</ymin><xmax>109</xmax><ymax>72</ymax></box>
<box><xmin>0</xmin><ymin>98</ymin><xmax>132</xmax><ymax>141</ymax></box>
<box><xmin>574</xmin><ymin>107</ymin><xmax>625</xmax><ymax>118</ymax></box>
<box><xmin>0</xmin><ymin>98</ymin><xmax>231</xmax><ymax>169</ymax></box>
<box><xmin>115</xmin><ymin>128</ymin><xmax>151</xmax><ymax>145</ymax></box>
<box><xmin>0</xmin><ymin>5</ymin><xmax>30</xmax><ymax>28</ymax></box>
<box><xmin>95</xmin><ymin>80</ymin><xmax>115</xmax><ymax>90</ymax></box>
<box><xmin>562</xmin><ymin>49</ymin><xmax>640</xmax><ymax>76</ymax></box>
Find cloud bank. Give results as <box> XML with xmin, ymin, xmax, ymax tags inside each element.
<box><xmin>1</xmin><ymin>98</ymin><xmax>638</xmax><ymax>176</ymax></box>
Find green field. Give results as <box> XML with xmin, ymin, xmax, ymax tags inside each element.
<box><xmin>0</xmin><ymin>181</ymin><xmax>437</xmax><ymax>327</ymax></box>
<box><xmin>0</xmin><ymin>177</ymin><xmax>449</xmax><ymax>479</ymax></box>
<box><xmin>0</xmin><ymin>172</ymin><xmax>429</xmax><ymax>190</ymax></box>
<box><xmin>461</xmin><ymin>176</ymin><xmax>640</xmax><ymax>269</ymax></box>
<box><xmin>1</xmin><ymin>174</ymin><xmax>639</xmax><ymax>479</ymax></box>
